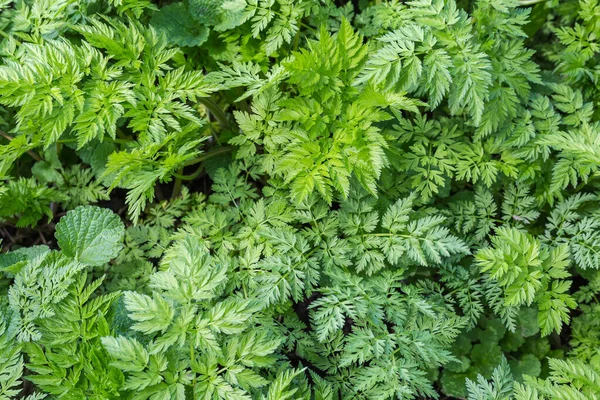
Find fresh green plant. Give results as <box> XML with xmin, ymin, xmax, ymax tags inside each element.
<box><xmin>1</xmin><ymin>0</ymin><xmax>600</xmax><ymax>398</ymax></box>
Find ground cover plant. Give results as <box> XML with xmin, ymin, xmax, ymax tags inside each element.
<box><xmin>0</xmin><ymin>0</ymin><xmax>599</xmax><ymax>398</ymax></box>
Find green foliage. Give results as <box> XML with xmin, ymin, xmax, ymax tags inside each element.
<box><xmin>1</xmin><ymin>0</ymin><xmax>600</xmax><ymax>398</ymax></box>
<box><xmin>0</xmin><ymin>177</ymin><xmax>64</xmax><ymax>227</ymax></box>
<box><xmin>469</xmin><ymin>354</ymin><xmax>600</xmax><ymax>400</ymax></box>
<box><xmin>151</xmin><ymin>3</ymin><xmax>210</xmax><ymax>47</ymax></box>
<box><xmin>466</xmin><ymin>356</ymin><xmax>514</xmax><ymax>400</ymax></box>
<box><xmin>55</xmin><ymin>206</ymin><xmax>125</xmax><ymax>267</ymax></box>
<box><xmin>440</xmin><ymin>311</ymin><xmax>544</xmax><ymax>398</ymax></box>
<box><xmin>476</xmin><ymin>227</ymin><xmax>576</xmax><ymax>336</ymax></box>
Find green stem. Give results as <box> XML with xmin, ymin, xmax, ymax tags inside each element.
<box><xmin>111</xmin><ymin>138</ymin><xmax>132</xmax><ymax>144</ymax></box>
<box><xmin>293</xmin><ymin>26</ymin><xmax>301</xmax><ymax>52</ymax></box>
<box><xmin>299</xmin><ymin>22</ymin><xmax>316</xmax><ymax>33</ymax></box>
<box><xmin>171</xmin><ymin>170</ymin><xmax>183</xmax><ymax>200</ymax></box>
<box><xmin>0</xmin><ymin>30</ymin><xmax>21</xmax><ymax>46</ymax></box>
<box><xmin>199</xmin><ymin>97</ymin><xmax>231</xmax><ymax>131</ymax></box>
<box><xmin>172</xmin><ymin>164</ymin><xmax>204</xmax><ymax>181</ymax></box>
<box><xmin>56</xmin><ymin>137</ymin><xmax>131</xmax><ymax>145</ymax></box>
<box><xmin>574</xmin><ymin>171</ymin><xmax>600</xmax><ymax>192</ymax></box>
<box><xmin>184</xmin><ymin>146</ymin><xmax>234</xmax><ymax>167</ymax></box>
<box><xmin>518</xmin><ymin>0</ymin><xmax>544</xmax><ymax>5</ymax></box>
<box><xmin>170</xmin><ymin>147</ymin><xmax>234</xmax><ymax>197</ymax></box>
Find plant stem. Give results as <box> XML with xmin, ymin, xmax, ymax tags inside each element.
<box><xmin>184</xmin><ymin>146</ymin><xmax>234</xmax><ymax>167</ymax></box>
<box><xmin>518</xmin><ymin>0</ymin><xmax>544</xmax><ymax>5</ymax></box>
<box><xmin>0</xmin><ymin>30</ymin><xmax>21</xmax><ymax>46</ymax></box>
<box><xmin>170</xmin><ymin>146</ymin><xmax>234</xmax><ymax>198</ymax></box>
<box><xmin>111</xmin><ymin>138</ymin><xmax>132</xmax><ymax>144</ymax></box>
<box><xmin>199</xmin><ymin>97</ymin><xmax>231</xmax><ymax>131</ymax></box>
<box><xmin>56</xmin><ymin>137</ymin><xmax>131</xmax><ymax>145</ymax></box>
<box><xmin>172</xmin><ymin>164</ymin><xmax>204</xmax><ymax>181</ymax></box>
<box><xmin>293</xmin><ymin>26</ymin><xmax>301</xmax><ymax>52</ymax></box>
<box><xmin>0</xmin><ymin>131</ymin><xmax>42</xmax><ymax>161</ymax></box>
<box><xmin>171</xmin><ymin>170</ymin><xmax>183</xmax><ymax>200</ymax></box>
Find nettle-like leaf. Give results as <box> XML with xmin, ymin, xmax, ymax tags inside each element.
<box><xmin>151</xmin><ymin>3</ymin><xmax>210</xmax><ymax>47</ymax></box>
<box><xmin>55</xmin><ymin>206</ymin><xmax>125</xmax><ymax>266</ymax></box>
